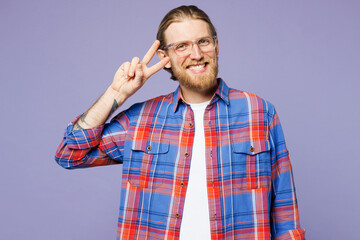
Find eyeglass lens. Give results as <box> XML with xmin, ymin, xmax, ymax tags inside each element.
<box><xmin>174</xmin><ymin>37</ymin><xmax>215</xmax><ymax>56</ymax></box>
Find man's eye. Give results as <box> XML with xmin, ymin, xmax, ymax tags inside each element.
<box><xmin>175</xmin><ymin>43</ymin><xmax>188</xmax><ymax>51</ymax></box>
<box><xmin>198</xmin><ymin>38</ymin><xmax>210</xmax><ymax>45</ymax></box>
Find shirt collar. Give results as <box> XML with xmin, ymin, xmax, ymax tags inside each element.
<box><xmin>172</xmin><ymin>78</ymin><xmax>230</xmax><ymax>112</ymax></box>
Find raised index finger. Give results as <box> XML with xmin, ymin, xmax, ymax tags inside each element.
<box><xmin>141</xmin><ymin>40</ymin><xmax>161</xmax><ymax>65</ymax></box>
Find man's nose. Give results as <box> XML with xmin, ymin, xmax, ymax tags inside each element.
<box><xmin>189</xmin><ymin>43</ymin><xmax>203</xmax><ymax>60</ymax></box>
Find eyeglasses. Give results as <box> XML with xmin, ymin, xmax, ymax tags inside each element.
<box><xmin>163</xmin><ymin>36</ymin><xmax>217</xmax><ymax>57</ymax></box>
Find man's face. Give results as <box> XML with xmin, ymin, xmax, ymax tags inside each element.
<box><xmin>163</xmin><ymin>19</ymin><xmax>219</xmax><ymax>92</ymax></box>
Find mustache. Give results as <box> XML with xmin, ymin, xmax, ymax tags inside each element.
<box><xmin>184</xmin><ymin>56</ymin><xmax>217</xmax><ymax>67</ymax></box>
<box><xmin>185</xmin><ymin>61</ymin><xmax>206</xmax><ymax>67</ymax></box>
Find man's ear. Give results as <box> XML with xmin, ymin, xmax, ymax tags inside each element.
<box><xmin>216</xmin><ymin>38</ymin><xmax>219</xmax><ymax>56</ymax></box>
<box><xmin>157</xmin><ymin>50</ymin><xmax>172</xmax><ymax>68</ymax></box>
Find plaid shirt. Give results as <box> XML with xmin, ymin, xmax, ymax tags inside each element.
<box><xmin>56</xmin><ymin>79</ymin><xmax>305</xmax><ymax>240</ymax></box>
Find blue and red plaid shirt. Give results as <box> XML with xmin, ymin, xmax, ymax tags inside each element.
<box><xmin>56</xmin><ymin>79</ymin><xmax>305</xmax><ymax>239</ymax></box>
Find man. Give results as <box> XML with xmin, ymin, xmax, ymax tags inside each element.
<box><xmin>56</xmin><ymin>5</ymin><xmax>305</xmax><ymax>240</ymax></box>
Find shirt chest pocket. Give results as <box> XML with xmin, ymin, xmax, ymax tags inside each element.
<box><xmin>127</xmin><ymin>141</ymin><xmax>169</xmax><ymax>188</ymax></box>
<box><xmin>231</xmin><ymin>140</ymin><xmax>271</xmax><ymax>190</ymax></box>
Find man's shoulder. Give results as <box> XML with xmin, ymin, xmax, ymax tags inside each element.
<box><xmin>226</xmin><ymin>87</ymin><xmax>276</xmax><ymax>118</ymax></box>
<box><xmin>229</xmin><ymin>87</ymin><xmax>273</xmax><ymax>105</ymax></box>
<box><xmin>124</xmin><ymin>92</ymin><xmax>175</xmax><ymax>116</ymax></box>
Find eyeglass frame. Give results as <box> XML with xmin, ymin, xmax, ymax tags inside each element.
<box><xmin>161</xmin><ymin>35</ymin><xmax>217</xmax><ymax>57</ymax></box>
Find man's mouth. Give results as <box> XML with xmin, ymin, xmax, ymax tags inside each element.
<box><xmin>187</xmin><ymin>63</ymin><xmax>207</xmax><ymax>72</ymax></box>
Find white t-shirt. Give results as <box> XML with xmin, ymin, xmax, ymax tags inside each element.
<box><xmin>180</xmin><ymin>101</ymin><xmax>211</xmax><ymax>240</ymax></box>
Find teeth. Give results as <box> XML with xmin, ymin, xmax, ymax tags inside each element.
<box><xmin>189</xmin><ymin>64</ymin><xmax>205</xmax><ymax>70</ymax></box>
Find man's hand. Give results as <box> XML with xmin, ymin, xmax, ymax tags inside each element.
<box><xmin>73</xmin><ymin>40</ymin><xmax>170</xmax><ymax>130</ymax></box>
<box><xmin>111</xmin><ymin>40</ymin><xmax>170</xmax><ymax>100</ymax></box>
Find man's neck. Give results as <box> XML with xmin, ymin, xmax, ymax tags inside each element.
<box><xmin>179</xmin><ymin>82</ymin><xmax>218</xmax><ymax>104</ymax></box>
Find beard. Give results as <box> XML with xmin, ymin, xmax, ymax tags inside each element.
<box><xmin>171</xmin><ymin>56</ymin><xmax>219</xmax><ymax>92</ymax></box>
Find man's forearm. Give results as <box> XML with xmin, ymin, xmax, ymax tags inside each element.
<box><xmin>73</xmin><ymin>86</ymin><xmax>126</xmax><ymax>130</ymax></box>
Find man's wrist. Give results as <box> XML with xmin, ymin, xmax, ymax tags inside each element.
<box><xmin>106</xmin><ymin>86</ymin><xmax>127</xmax><ymax>106</ymax></box>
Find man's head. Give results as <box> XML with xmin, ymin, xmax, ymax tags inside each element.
<box><xmin>157</xmin><ymin>5</ymin><xmax>217</xmax><ymax>53</ymax></box>
<box><xmin>157</xmin><ymin>5</ymin><xmax>219</xmax><ymax>95</ymax></box>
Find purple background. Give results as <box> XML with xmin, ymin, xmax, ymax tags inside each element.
<box><xmin>1</xmin><ymin>0</ymin><xmax>359</xmax><ymax>239</ymax></box>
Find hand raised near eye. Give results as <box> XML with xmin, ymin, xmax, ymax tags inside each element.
<box><xmin>111</xmin><ymin>40</ymin><xmax>170</xmax><ymax>98</ymax></box>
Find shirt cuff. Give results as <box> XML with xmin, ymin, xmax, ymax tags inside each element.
<box><xmin>274</xmin><ymin>228</ymin><xmax>306</xmax><ymax>240</ymax></box>
<box><xmin>64</xmin><ymin>115</ymin><xmax>105</xmax><ymax>149</ymax></box>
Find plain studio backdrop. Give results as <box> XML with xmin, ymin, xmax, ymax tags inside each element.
<box><xmin>1</xmin><ymin>0</ymin><xmax>359</xmax><ymax>239</ymax></box>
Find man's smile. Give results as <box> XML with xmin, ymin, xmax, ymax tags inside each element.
<box><xmin>186</xmin><ymin>63</ymin><xmax>207</xmax><ymax>73</ymax></box>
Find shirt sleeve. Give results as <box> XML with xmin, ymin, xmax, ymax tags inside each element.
<box><xmin>55</xmin><ymin>113</ymin><xmax>127</xmax><ymax>169</ymax></box>
<box><xmin>268</xmin><ymin>107</ymin><xmax>306</xmax><ymax>240</ymax></box>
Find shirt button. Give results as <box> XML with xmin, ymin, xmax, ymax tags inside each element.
<box><xmin>180</xmin><ymin>182</ymin><xmax>185</xmax><ymax>187</ymax></box>
<box><xmin>175</xmin><ymin>213</ymin><xmax>180</xmax><ymax>218</ymax></box>
<box><xmin>147</xmin><ymin>146</ymin><xmax>152</xmax><ymax>151</ymax></box>
<box><xmin>250</xmin><ymin>146</ymin><xmax>255</xmax><ymax>152</ymax></box>
<box><xmin>184</xmin><ymin>152</ymin><xmax>189</xmax><ymax>157</ymax></box>
<box><xmin>189</xmin><ymin>123</ymin><xmax>193</xmax><ymax>127</ymax></box>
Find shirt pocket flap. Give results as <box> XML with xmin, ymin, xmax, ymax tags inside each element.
<box><xmin>232</xmin><ymin>140</ymin><xmax>270</xmax><ymax>155</ymax></box>
<box><xmin>131</xmin><ymin>140</ymin><xmax>169</xmax><ymax>155</ymax></box>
